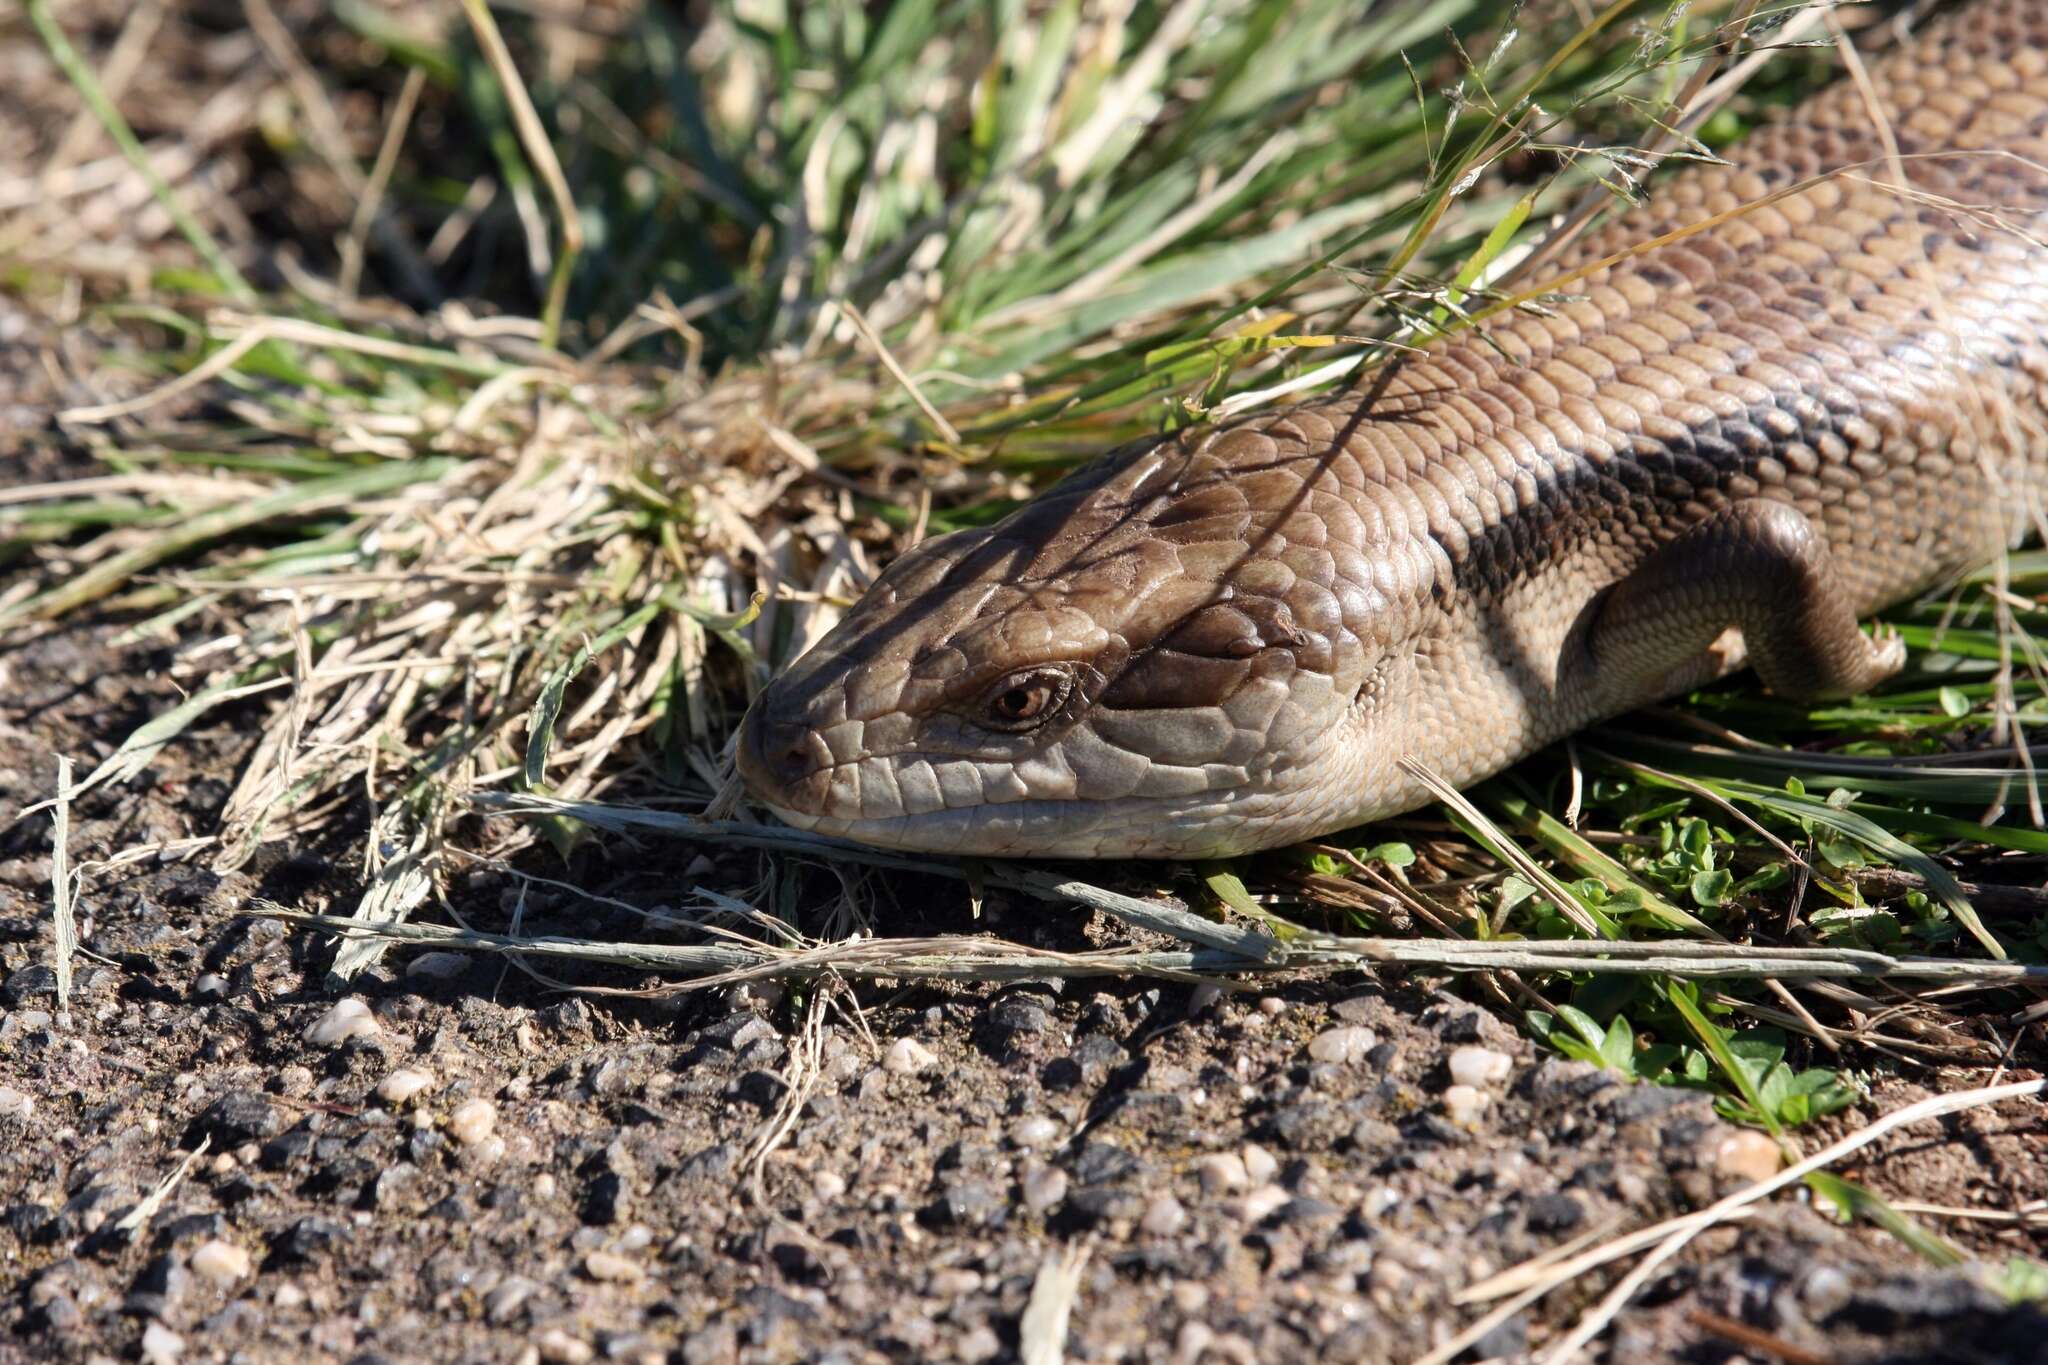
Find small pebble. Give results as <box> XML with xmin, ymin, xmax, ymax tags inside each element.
<box><xmin>532</xmin><ymin>1173</ymin><xmax>558</xmax><ymax>1200</ymax></box>
<box><xmin>1715</xmin><ymin>1129</ymin><xmax>1783</xmax><ymax>1183</ymax></box>
<box><xmin>1186</xmin><ymin>984</ymin><xmax>1224</xmax><ymax>1015</ymax></box>
<box><xmin>189</xmin><ymin>1240</ymin><xmax>252</xmax><ymax>1285</ymax></box>
<box><xmin>1443</xmin><ymin>1084</ymin><xmax>1490</xmax><ymax>1124</ymax></box>
<box><xmin>375</xmin><ymin>1068</ymin><xmax>435</xmax><ymax>1106</ymax></box>
<box><xmin>583</xmin><ymin>1251</ymin><xmax>641</xmax><ymax>1283</ymax></box>
<box><xmin>958</xmin><ymin>1325</ymin><xmax>1001</xmax><ymax>1363</ymax></box>
<box><xmin>1141</xmin><ymin>1194</ymin><xmax>1187</xmax><ymax>1238</ymax></box>
<box><xmin>1197</xmin><ymin>1153</ymin><xmax>1248</xmax><ymax>1194</ymax></box>
<box><xmin>405</xmin><ymin>952</ymin><xmax>472</xmax><ymax>980</ymax></box>
<box><xmin>1021</xmin><ymin>1164</ymin><xmax>1068</xmax><ymax>1214</ymax></box>
<box><xmin>536</xmin><ymin>1329</ymin><xmax>594</xmax><ymax>1364</ymax></box>
<box><xmin>884</xmin><ymin>1038</ymin><xmax>936</xmax><ymax>1075</ymax></box>
<box><xmin>929</xmin><ymin>1268</ymin><xmax>981</xmax><ymax>1298</ymax></box>
<box><xmin>1241</xmin><ymin>1143</ymin><xmax>1279</xmax><ymax>1185</ymax></box>
<box><xmin>273</xmin><ymin>1283</ymin><xmax>306</xmax><ymax>1309</ymax></box>
<box><xmin>303</xmin><ymin>998</ymin><xmax>379</xmax><ymax>1047</ymax></box>
<box><xmin>1234</xmin><ymin>1185</ymin><xmax>1291</xmax><ymax>1223</ymax></box>
<box><xmin>812</xmin><ymin>1170</ymin><xmax>847</xmax><ymax>1201</ymax></box>
<box><xmin>193</xmin><ymin>974</ymin><xmax>229</xmax><ymax>1000</ymax></box>
<box><xmin>1257</xmin><ymin>997</ymin><xmax>1287</xmax><ymax>1016</ymax></box>
<box><xmin>141</xmin><ymin>1322</ymin><xmax>184</xmax><ymax>1364</ymax></box>
<box><xmin>0</xmin><ymin>1086</ymin><xmax>33</xmax><ymax>1121</ymax></box>
<box><xmin>1448</xmin><ymin>1045</ymin><xmax>1513</xmax><ymax>1088</ymax></box>
<box><xmin>447</xmin><ymin>1099</ymin><xmax>497</xmax><ymax>1146</ymax></box>
<box><xmin>1307</xmin><ymin>1025</ymin><xmax>1378</xmax><ymax>1065</ymax></box>
<box><xmin>1008</xmin><ymin>1115</ymin><xmax>1059</xmax><ymax>1149</ymax></box>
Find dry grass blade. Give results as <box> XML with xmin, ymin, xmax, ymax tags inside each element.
<box><xmin>112</xmin><ymin>1137</ymin><xmax>210</xmax><ymax>1237</ymax></box>
<box><xmin>24</xmin><ymin>0</ymin><xmax>254</xmax><ymax>301</ymax></box>
<box><xmin>1019</xmin><ymin>1241</ymin><xmax>1090</xmax><ymax>1365</ymax></box>
<box><xmin>49</xmin><ymin>755</ymin><xmax>77</xmax><ymax>1016</ymax></box>
<box><xmin>457</xmin><ymin>0</ymin><xmax>580</xmax><ymax>349</ymax></box>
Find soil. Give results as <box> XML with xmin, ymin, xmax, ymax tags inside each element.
<box><xmin>2</xmin><ymin>619</ymin><xmax>2045</xmax><ymax>1365</ymax></box>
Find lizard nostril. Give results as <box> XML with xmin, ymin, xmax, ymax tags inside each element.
<box><xmin>739</xmin><ymin>706</ymin><xmax>817</xmax><ymax>795</ymax></box>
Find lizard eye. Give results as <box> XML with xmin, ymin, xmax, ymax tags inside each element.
<box><xmin>976</xmin><ymin>667</ymin><xmax>1072</xmax><ymax>733</ymax></box>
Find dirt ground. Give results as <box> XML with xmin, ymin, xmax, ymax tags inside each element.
<box><xmin>2</xmin><ymin>604</ymin><xmax>2046</xmax><ymax>1363</ymax></box>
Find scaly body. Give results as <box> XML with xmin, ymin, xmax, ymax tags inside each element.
<box><xmin>740</xmin><ymin>0</ymin><xmax>2048</xmax><ymax>859</ymax></box>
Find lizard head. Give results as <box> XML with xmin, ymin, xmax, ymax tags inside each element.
<box><xmin>737</xmin><ymin>426</ymin><xmax>1445</xmax><ymax>858</ymax></box>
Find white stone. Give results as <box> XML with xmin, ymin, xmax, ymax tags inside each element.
<box><xmin>189</xmin><ymin>1239</ymin><xmax>252</xmax><ymax>1284</ymax></box>
<box><xmin>1715</xmin><ymin>1128</ymin><xmax>1783</xmax><ymax>1183</ymax></box>
<box><xmin>405</xmin><ymin>951</ymin><xmax>471</xmax><ymax>980</ymax></box>
<box><xmin>1196</xmin><ymin>1152</ymin><xmax>1248</xmax><ymax>1194</ymax></box>
<box><xmin>141</xmin><ymin>1322</ymin><xmax>184</xmax><ymax>1364</ymax></box>
<box><xmin>1021</xmin><ymin>1164</ymin><xmax>1068</xmax><ymax>1214</ymax></box>
<box><xmin>1307</xmin><ymin>1025</ymin><xmax>1377</xmax><ymax>1065</ymax></box>
<box><xmin>1008</xmin><ymin>1115</ymin><xmax>1058</xmax><ymax>1149</ymax></box>
<box><xmin>1234</xmin><ymin>1184</ymin><xmax>1291</xmax><ymax>1222</ymax></box>
<box><xmin>1241</xmin><ymin>1143</ymin><xmax>1279</xmax><ymax>1185</ymax></box>
<box><xmin>812</xmin><ymin>1169</ymin><xmax>847</xmax><ymax>1201</ymax></box>
<box><xmin>929</xmin><ymin>1268</ymin><xmax>981</xmax><ymax>1297</ymax></box>
<box><xmin>303</xmin><ymin>997</ymin><xmax>379</xmax><ymax>1046</ymax></box>
<box><xmin>1141</xmin><ymin>1195</ymin><xmax>1187</xmax><ymax>1238</ymax></box>
<box><xmin>375</xmin><ymin>1068</ymin><xmax>435</xmax><ymax>1106</ymax></box>
<box><xmin>583</xmin><ymin>1250</ymin><xmax>641</xmax><ymax>1282</ymax></box>
<box><xmin>536</xmin><ymin>1329</ymin><xmax>594</xmax><ymax>1364</ymax></box>
<box><xmin>0</xmin><ymin>1087</ymin><xmax>33</xmax><ymax>1121</ymax></box>
<box><xmin>447</xmin><ymin>1099</ymin><xmax>497</xmax><ymax>1146</ymax></box>
<box><xmin>1447</xmin><ymin>1045</ymin><xmax>1513</xmax><ymax>1088</ymax></box>
<box><xmin>1442</xmin><ymin>1084</ymin><xmax>1489</xmax><ymax>1124</ymax></box>
<box><xmin>884</xmin><ymin>1037</ymin><xmax>936</xmax><ymax>1074</ymax></box>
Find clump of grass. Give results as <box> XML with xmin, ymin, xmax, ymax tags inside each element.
<box><xmin>5</xmin><ymin>0</ymin><xmax>2041</xmax><ymax>1210</ymax></box>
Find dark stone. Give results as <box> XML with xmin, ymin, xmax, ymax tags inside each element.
<box><xmin>1406</xmin><ymin>1113</ymin><xmax>1469</xmax><ymax>1146</ymax></box>
<box><xmin>582</xmin><ymin>1172</ymin><xmax>630</xmax><ymax>1226</ymax></box>
<box><xmin>1472</xmin><ymin>1314</ymin><xmax>1528</xmax><ymax>1359</ymax></box>
<box><xmin>988</xmin><ymin>999</ymin><xmax>1051</xmax><ymax>1037</ymax></box>
<box><xmin>1264</xmin><ymin>1100</ymin><xmax>1339</xmax><ymax>1148</ymax></box>
<box><xmin>1061</xmin><ymin>1185</ymin><xmax>1144</xmax><ymax>1227</ymax></box>
<box><xmin>2</xmin><ymin>1202</ymin><xmax>52</xmax><ymax>1241</ymax></box>
<box><xmin>1525</xmin><ymin>1193</ymin><xmax>1585</xmax><ymax>1233</ymax></box>
<box><xmin>1274</xmin><ymin>1197</ymin><xmax>1341</xmax><ymax>1226</ymax></box>
<box><xmin>690</xmin><ymin>1012</ymin><xmax>777</xmax><ymax>1057</ymax></box>
<box><xmin>731</xmin><ymin>1069</ymin><xmax>790</xmax><ymax>1110</ymax></box>
<box><xmin>427</xmin><ymin>1193</ymin><xmax>470</xmax><ymax>1221</ymax></box>
<box><xmin>123</xmin><ymin>1253</ymin><xmax>187</xmax><ymax>1318</ymax></box>
<box><xmin>1</xmin><ymin>964</ymin><xmax>57</xmax><ymax>1006</ymax></box>
<box><xmin>269</xmin><ymin>1216</ymin><xmax>349</xmax><ymax>1264</ymax></box>
<box><xmin>1069</xmin><ymin>1034</ymin><xmax>1128</xmax><ymax>1077</ymax></box>
<box><xmin>192</xmin><ymin>1091</ymin><xmax>285</xmax><ymax>1146</ymax></box>
<box><xmin>258</xmin><ymin>1127</ymin><xmax>316</xmax><ymax>1171</ymax></box>
<box><xmin>1604</xmin><ymin>1084</ymin><xmax>1703</xmax><ymax>1123</ymax></box>
<box><xmin>927</xmin><ymin>1178</ymin><xmax>1002</xmax><ymax>1229</ymax></box>
<box><xmin>1068</xmin><ymin>1142</ymin><xmax>1143</xmax><ymax>1186</ymax></box>
<box><xmin>678</xmin><ymin>1142</ymin><xmax>736</xmax><ymax>1181</ymax></box>
<box><xmin>1040</xmin><ymin>1058</ymin><xmax>1084</xmax><ymax>1090</ymax></box>
<box><xmin>1436</xmin><ymin>1010</ymin><xmax>1488</xmax><ymax>1043</ymax></box>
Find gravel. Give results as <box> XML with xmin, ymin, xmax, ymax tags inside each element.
<box><xmin>3</xmin><ymin>621</ymin><xmax>2043</xmax><ymax>1362</ymax></box>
